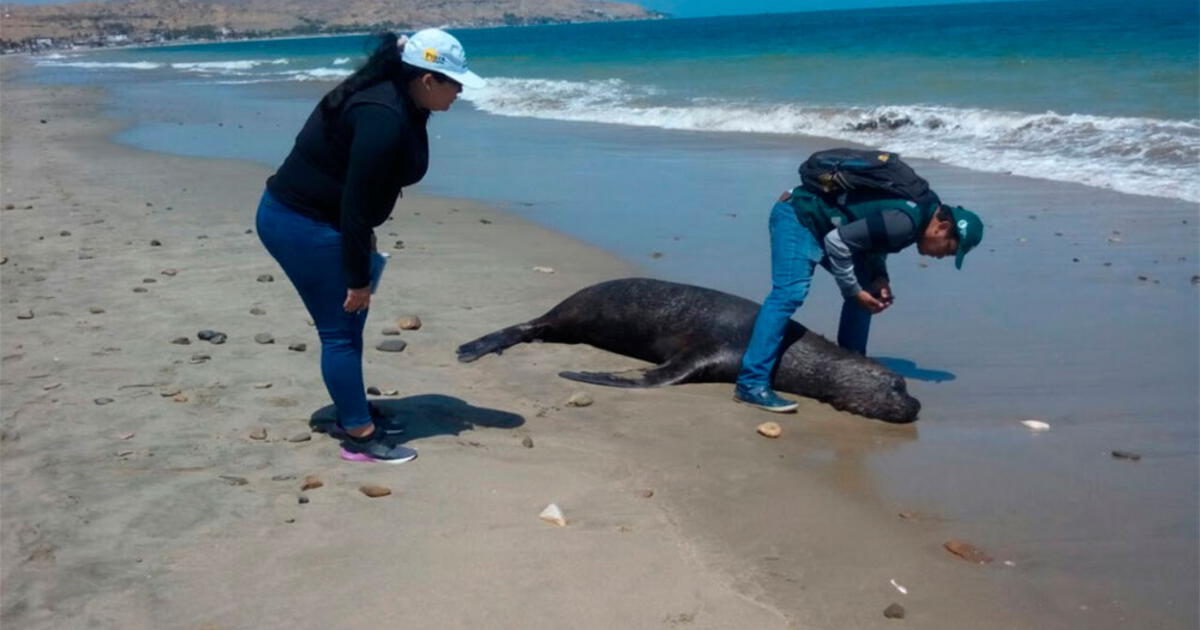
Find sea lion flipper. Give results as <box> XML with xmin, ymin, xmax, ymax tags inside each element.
<box><xmin>559</xmin><ymin>355</ymin><xmax>701</xmax><ymax>388</ymax></box>
<box><xmin>457</xmin><ymin>321</ymin><xmax>548</xmax><ymax>363</ymax></box>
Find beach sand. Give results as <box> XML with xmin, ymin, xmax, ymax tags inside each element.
<box><xmin>1</xmin><ymin>58</ymin><xmax>1193</xmax><ymax>629</ymax></box>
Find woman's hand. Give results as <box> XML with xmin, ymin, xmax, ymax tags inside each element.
<box><xmin>855</xmin><ymin>290</ymin><xmax>889</xmax><ymax>314</ymax></box>
<box><xmin>344</xmin><ymin>287</ymin><xmax>371</xmax><ymax>313</ymax></box>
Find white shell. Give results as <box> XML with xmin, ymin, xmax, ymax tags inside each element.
<box><xmin>889</xmin><ymin>579</ymin><xmax>908</xmax><ymax>595</ymax></box>
<box><xmin>539</xmin><ymin>503</ymin><xmax>567</xmax><ymax>526</ymax></box>
<box><xmin>1020</xmin><ymin>419</ymin><xmax>1051</xmax><ymax>431</ymax></box>
<box><xmin>531</xmin><ymin>266</ymin><xmax>556</xmax><ymax>274</ymax></box>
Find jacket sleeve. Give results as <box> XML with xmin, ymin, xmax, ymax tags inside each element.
<box><xmin>338</xmin><ymin>104</ymin><xmax>407</xmax><ymax>289</ymax></box>
<box><xmin>825</xmin><ymin>210</ymin><xmax>916</xmax><ymax>295</ymax></box>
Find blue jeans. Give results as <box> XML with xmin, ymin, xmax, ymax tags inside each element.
<box><xmin>256</xmin><ymin>190</ymin><xmax>385</xmax><ymax>430</ymax></box>
<box><xmin>736</xmin><ymin>201</ymin><xmax>872</xmax><ymax>390</ymax></box>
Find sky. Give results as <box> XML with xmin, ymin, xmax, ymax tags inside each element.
<box><xmin>2</xmin><ymin>0</ymin><xmax>993</xmax><ymax>17</ymax></box>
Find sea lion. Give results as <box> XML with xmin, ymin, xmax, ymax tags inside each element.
<box><xmin>457</xmin><ymin>278</ymin><xmax>920</xmax><ymax>423</ymax></box>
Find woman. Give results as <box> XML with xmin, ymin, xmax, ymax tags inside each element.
<box><xmin>257</xmin><ymin>29</ymin><xmax>485</xmax><ymax>463</ymax></box>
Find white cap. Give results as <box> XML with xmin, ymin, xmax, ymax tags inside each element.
<box><xmin>400</xmin><ymin>28</ymin><xmax>485</xmax><ymax>88</ymax></box>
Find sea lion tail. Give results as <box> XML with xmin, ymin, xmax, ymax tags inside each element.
<box><xmin>456</xmin><ymin>320</ymin><xmax>547</xmax><ymax>363</ymax></box>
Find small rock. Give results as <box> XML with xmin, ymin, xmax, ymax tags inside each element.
<box><xmin>288</xmin><ymin>343</ymin><xmax>307</xmax><ymax>352</ymax></box>
<box><xmin>3</xmin><ymin>204</ymin><xmax>11</xmax><ymax>209</ymax></box>
<box><xmin>288</xmin><ymin>432</ymin><xmax>311</xmax><ymax>443</ymax></box>
<box><xmin>757</xmin><ymin>422</ymin><xmax>783</xmax><ymax>438</ymax></box>
<box><xmin>271</xmin><ymin>474</ymin><xmax>295</xmax><ymax>481</ymax></box>
<box><xmin>94</xmin><ymin>397</ymin><xmax>114</xmax><ymax>405</ymax></box>
<box><xmin>1137</xmin><ymin>275</ymin><xmax>1148</xmax><ymax>281</ymax></box>
<box><xmin>883</xmin><ymin>603</ymin><xmax>906</xmax><ymax>619</ymax></box>
<box><xmin>189</xmin><ymin>353</ymin><xmax>211</xmax><ymax>364</ymax></box>
<box><xmin>219</xmin><ymin>475</ymin><xmax>249</xmax><ymax>486</ymax></box>
<box><xmin>159</xmin><ymin>386</ymin><xmax>181</xmax><ymax>397</ymax></box>
<box><xmin>521</xmin><ymin>436</ymin><xmax>534</xmax><ymax>448</ymax></box>
<box><xmin>142</xmin><ymin>278</ymin><xmax>156</xmax><ymax>284</ymax></box>
<box><xmin>132</xmin><ymin>287</ymin><xmax>148</xmax><ymax>293</ymax></box>
<box><xmin>396</xmin><ymin>315</ymin><xmax>422</xmax><ymax>330</ymax></box>
<box><xmin>393</xmin><ymin>240</ymin><xmax>405</xmax><ymax>250</ymax></box>
<box><xmin>253</xmin><ymin>382</ymin><xmax>272</xmax><ymax>389</ymax></box>
<box><xmin>0</xmin><ymin>257</ymin><xmax>6</xmax><ymax>265</ymax></box>
<box><xmin>1111</xmin><ymin>450</ymin><xmax>1142</xmax><ymax>461</ymax></box>
<box><xmin>380</xmin><ymin>327</ymin><xmax>401</xmax><ymax>336</ymax></box>
<box><xmin>149</xmin><ymin>239</ymin><xmax>162</xmax><ymax>247</ymax></box>
<box><xmin>565</xmin><ymin>392</ymin><xmax>593</xmax><ymax>407</ymax></box>
<box><xmin>539</xmin><ymin>503</ymin><xmax>567</xmax><ymax>526</ymax></box>
<box><xmin>249</xmin><ymin>307</ymin><xmax>266</xmax><ymax>315</ymax></box>
<box><xmin>160</xmin><ymin>268</ymin><xmax>178</xmax><ymax>276</ymax></box>
<box><xmin>60</xmin><ymin>230</ymin><xmax>71</xmax><ymax>237</ymax></box>
<box><xmin>479</xmin><ymin>218</ymin><xmax>492</xmax><ymax>225</ymax></box>
<box><xmin>1191</xmin><ymin>275</ymin><xmax>1200</xmax><ymax>285</ymax></box>
<box><xmin>249</xmin><ymin>427</ymin><xmax>267</xmax><ymax>440</ymax></box>
<box><xmin>284</xmin><ymin>518</ymin><xmax>295</xmax><ymax>524</ymax></box>
<box><xmin>197</xmin><ymin>330</ymin><xmax>218</xmax><ymax>341</ymax></box>
<box><xmin>366</xmin><ymin>386</ymin><xmax>381</xmax><ymax>395</ymax></box>
<box><xmin>1020</xmin><ymin>419</ymin><xmax>1050</xmax><ymax>431</ymax></box>
<box><xmin>300</xmin><ymin>475</ymin><xmax>323</xmax><ymax>491</ymax></box>
<box><xmin>944</xmin><ymin>539</ymin><xmax>993</xmax><ymax>564</ymax></box>
<box><xmin>1072</xmin><ymin>257</ymin><xmax>1080</xmax><ymax>263</ymax></box>
<box><xmin>16</xmin><ymin>309</ymin><xmax>34</xmax><ymax>319</ymax></box>
<box><xmin>531</xmin><ymin>266</ymin><xmax>555</xmax><ymax>274</ymax></box>
<box><xmin>649</xmin><ymin>252</ymin><xmax>663</xmax><ymax>259</ymax></box>
<box><xmin>172</xmin><ymin>394</ymin><xmax>189</xmax><ymax>403</ymax></box>
<box><xmin>359</xmin><ymin>485</ymin><xmax>392</xmax><ymax>498</ymax></box>
<box><xmin>298</xmin><ymin>495</ymin><xmax>310</xmax><ymax>504</ymax></box>
<box><xmin>256</xmin><ymin>274</ymin><xmax>274</xmax><ymax>283</ymax></box>
<box><xmin>117</xmin><ymin>432</ymin><xmax>136</xmax><ymax>440</ymax></box>
<box><xmin>89</xmin><ymin>306</ymin><xmax>106</xmax><ymax>314</ymax></box>
<box><xmin>375</xmin><ymin>339</ymin><xmax>407</xmax><ymax>353</ymax></box>
<box><xmin>170</xmin><ymin>337</ymin><xmax>191</xmax><ymax>345</ymax></box>
<box><xmin>641</xmin><ymin>489</ymin><xmax>654</xmax><ymax>498</ymax></box>
<box><xmin>42</xmin><ymin>382</ymin><xmax>62</xmax><ymax>391</ymax></box>
<box><xmin>253</xmin><ymin>333</ymin><xmax>275</xmax><ymax>345</ymax></box>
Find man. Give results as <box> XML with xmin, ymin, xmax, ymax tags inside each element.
<box><xmin>734</xmin><ymin>150</ymin><xmax>983</xmax><ymax>412</ymax></box>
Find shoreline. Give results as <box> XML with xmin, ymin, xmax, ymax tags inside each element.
<box><xmin>2</xmin><ymin>59</ymin><xmax>1196</xmax><ymax>629</ymax></box>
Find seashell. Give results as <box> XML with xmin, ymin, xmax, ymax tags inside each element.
<box><xmin>756</xmin><ymin>422</ymin><xmax>782</xmax><ymax>438</ymax></box>
<box><xmin>539</xmin><ymin>503</ymin><xmax>567</xmax><ymax>526</ymax></box>
<box><xmin>1020</xmin><ymin>419</ymin><xmax>1050</xmax><ymax>431</ymax></box>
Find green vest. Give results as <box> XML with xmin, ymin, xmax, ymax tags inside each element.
<box><xmin>785</xmin><ymin>186</ymin><xmax>935</xmax><ymax>251</ymax></box>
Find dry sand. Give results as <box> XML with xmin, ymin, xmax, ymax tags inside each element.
<box><xmin>0</xmin><ymin>59</ymin><xmax>1187</xmax><ymax>629</ymax></box>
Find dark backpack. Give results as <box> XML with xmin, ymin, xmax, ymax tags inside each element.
<box><xmin>798</xmin><ymin>148</ymin><xmax>939</xmax><ymax>209</ymax></box>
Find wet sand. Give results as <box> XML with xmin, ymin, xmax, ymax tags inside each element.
<box><xmin>1</xmin><ymin>56</ymin><xmax>1196</xmax><ymax>630</ymax></box>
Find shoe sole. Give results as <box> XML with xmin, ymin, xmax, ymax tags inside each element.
<box><xmin>339</xmin><ymin>448</ymin><xmax>418</xmax><ymax>464</ymax></box>
<box><xmin>733</xmin><ymin>396</ymin><xmax>799</xmax><ymax>413</ymax></box>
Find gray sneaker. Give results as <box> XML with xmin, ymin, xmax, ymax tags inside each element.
<box><xmin>339</xmin><ymin>432</ymin><xmax>418</xmax><ymax>464</ymax></box>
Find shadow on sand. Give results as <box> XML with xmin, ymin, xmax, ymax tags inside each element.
<box><xmin>309</xmin><ymin>394</ymin><xmax>524</xmax><ymax>442</ymax></box>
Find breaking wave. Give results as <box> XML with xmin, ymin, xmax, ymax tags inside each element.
<box><xmin>463</xmin><ymin>77</ymin><xmax>1200</xmax><ymax>202</ymax></box>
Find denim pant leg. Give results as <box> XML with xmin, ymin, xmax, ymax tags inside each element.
<box><xmin>255</xmin><ymin>190</ymin><xmax>375</xmax><ymax>430</ymax></box>
<box><xmin>737</xmin><ymin>202</ymin><xmax>823</xmax><ymax>390</ymax></box>
<box><xmin>837</xmin><ymin>257</ymin><xmax>874</xmax><ymax>354</ymax></box>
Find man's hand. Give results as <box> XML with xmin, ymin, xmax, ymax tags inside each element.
<box><xmin>344</xmin><ymin>287</ymin><xmax>371</xmax><ymax>313</ymax></box>
<box><xmin>874</xmin><ymin>279</ymin><xmax>894</xmax><ymax>306</ymax></box>
<box><xmin>855</xmin><ymin>290</ymin><xmax>889</xmax><ymax>314</ymax></box>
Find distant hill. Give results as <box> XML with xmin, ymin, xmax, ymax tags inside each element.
<box><xmin>0</xmin><ymin>0</ymin><xmax>662</xmax><ymax>45</ymax></box>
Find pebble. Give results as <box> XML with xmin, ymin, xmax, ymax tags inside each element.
<box><xmin>197</xmin><ymin>330</ymin><xmax>218</xmax><ymax>341</ymax></box>
<box><xmin>757</xmin><ymin>422</ymin><xmax>783</xmax><ymax>438</ymax></box>
<box><xmin>89</xmin><ymin>306</ymin><xmax>106</xmax><ymax>314</ymax></box>
<box><xmin>159</xmin><ymin>386</ymin><xmax>181</xmax><ymax>397</ymax></box>
<box><xmin>171</xmin><ymin>337</ymin><xmax>191</xmax><ymax>345</ymax></box>
<box><xmin>16</xmin><ymin>310</ymin><xmax>34</xmax><ymax>320</ymax></box>
<box><xmin>943</xmin><ymin>539</ymin><xmax>993</xmax><ymax>564</ymax></box>
<box><xmin>60</xmin><ymin>230</ymin><xmax>71</xmax><ymax>237</ymax></box>
<box><xmin>565</xmin><ymin>392</ymin><xmax>593</xmax><ymax>407</ymax></box>
<box><xmin>208</xmin><ymin>333</ymin><xmax>227</xmax><ymax>345</ymax></box>
<box><xmin>172</xmin><ymin>394</ymin><xmax>189</xmax><ymax>403</ymax></box>
<box><xmin>298</xmin><ymin>496</ymin><xmax>310</xmax><ymax>504</ymax></box>
<box><xmin>142</xmin><ymin>278</ymin><xmax>156</xmax><ymax>284</ymax></box>
<box><xmin>1137</xmin><ymin>275</ymin><xmax>1148</xmax><ymax>281</ymax></box>
<box><xmin>366</xmin><ymin>386</ymin><xmax>381</xmax><ymax>395</ymax></box>
<box><xmin>42</xmin><ymin>382</ymin><xmax>62</xmax><ymax>391</ymax></box>
<box><xmin>253</xmin><ymin>333</ymin><xmax>275</xmax><ymax>344</ymax></box>
<box><xmin>132</xmin><ymin>287</ymin><xmax>148</xmax><ymax>293</ymax></box>
<box><xmin>382</xmin><ymin>389</ymin><xmax>398</xmax><ymax>396</ymax></box>
<box><xmin>249</xmin><ymin>307</ymin><xmax>266</xmax><ymax>315</ymax></box>
<box><xmin>1192</xmin><ymin>275</ymin><xmax>1200</xmax><ymax>285</ymax></box>
<box><xmin>288</xmin><ymin>343</ymin><xmax>307</xmax><ymax>352</ymax></box>
<box><xmin>256</xmin><ymin>274</ymin><xmax>274</xmax><ymax>283</ymax></box>
<box><xmin>253</xmin><ymin>382</ymin><xmax>272</xmax><ymax>389</ymax></box>
<box><xmin>300</xmin><ymin>475</ymin><xmax>323</xmax><ymax>491</ymax></box>
<box><xmin>375</xmin><ymin>339</ymin><xmax>407</xmax><ymax>353</ymax></box>
<box><xmin>531</xmin><ymin>266</ymin><xmax>556</xmax><ymax>273</ymax></box>
<box><xmin>650</xmin><ymin>252</ymin><xmax>663</xmax><ymax>259</ymax></box>
<box><xmin>396</xmin><ymin>315</ymin><xmax>422</xmax><ymax>330</ymax></box>
<box><xmin>94</xmin><ymin>397</ymin><xmax>114</xmax><ymax>405</ymax></box>
<box><xmin>522</xmin><ymin>436</ymin><xmax>534</xmax><ymax>448</ymax></box>
<box><xmin>1111</xmin><ymin>450</ymin><xmax>1142</xmax><ymax>461</ymax></box>
<box><xmin>188</xmin><ymin>353</ymin><xmax>212</xmax><ymax>364</ymax></box>
<box><xmin>380</xmin><ymin>327</ymin><xmax>401</xmax><ymax>336</ymax></box>
<box><xmin>161</xmin><ymin>268</ymin><xmax>178</xmax><ymax>276</ymax></box>
<box><xmin>479</xmin><ymin>218</ymin><xmax>492</xmax><ymax>224</ymax></box>
<box><xmin>219</xmin><ymin>475</ymin><xmax>249</xmax><ymax>486</ymax></box>
<box><xmin>288</xmin><ymin>432</ymin><xmax>312</xmax><ymax>443</ymax></box>
<box><xmin>393</xmin><ymin>240</ymin><xmax>404</xmax><ymax>250</ymax></box>
<box><xmin>271</xmin><ymin>474</ymin><xmax>295</xmax><ymax>481</ymax></box>
<box><xmin>150</xmin><ymin>239</ymin><xmax>162</xmax><ymax>247</ymax></box>
<box><xmin>249</xmin><ymin>427</ymin><xmax>267</xmax><ymax>440</ymax></box>
<box><xmin>641</xmin><ymin>489</ymin><xmax>654</xmax><ymax>498</ymax></box>
<box><xmin>0</xmin><ymin>257</ymin><xmax>6</xmax><ymax>265</ymax></box>
<box><xmin>883</xmin><ymin>603</ymin><xmax>906</xmax><ymax>619</ymax></box>
<box><xmin>359</xmin><ymin>485</ymin><xmax>392</xmax><ymax>498</ymax></box>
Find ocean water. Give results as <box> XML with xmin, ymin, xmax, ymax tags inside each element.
<box><xmin>30</xmin><ymin>0</ymin><xmax>1200</xmax><ymax>202</ymax></box>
